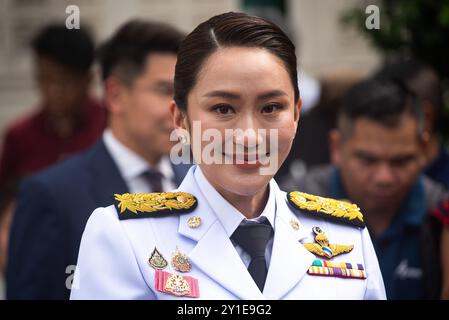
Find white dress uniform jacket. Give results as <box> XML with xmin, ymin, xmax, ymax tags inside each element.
<box><xmin>70</xmin><ymin>166</ymin><xmax>386</xmax><ymax>300</ymax></box>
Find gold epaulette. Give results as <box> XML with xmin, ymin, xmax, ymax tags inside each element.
<box><xmin>287</xmin><ymin>191</ymin><xmax>365</xmax><ymax>228</ymax></box>
<box><xmin>114</xmin><ymin>192</ymin><xmax>197</xmax><ymax>220</ymax></box>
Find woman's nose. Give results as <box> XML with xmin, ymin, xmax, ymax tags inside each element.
<box><xmin>233</xmin><ymin>117</ymin><xmax>264</xmax><ymax>149</ymax></box>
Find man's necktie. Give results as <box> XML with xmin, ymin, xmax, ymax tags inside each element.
<box><xmin>141</xmin><ymin>169</ymin><xmax>164</xmax><ymax>193</ymax></box>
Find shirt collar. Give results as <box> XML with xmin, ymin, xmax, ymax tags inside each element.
<box><xmin>158</xmin><ymin>156</ymin><xmax>175</xmax><ymax>182</ymax></box>
<box><xmin>103</xmin><ymin>129</ymin><xmax>172</xmax><ymax>181</ymax></box>
<box><xmin>425</xmin><ymin>145</ymin><xmax>449</xmax><ymax>183</ymax></box>
<box><xmin>329</xmin><ymin>167</ymin><xmax>347</xmax><ymax>200</ymax></box>
<box><xmin>397</xmin><ymin>176</ymin><xmax>426</xmax><ymax>226</ymax></box>
<box><xmin>193</xmin><ymin>166</ymin><xmax>276</xmax><ymax>238</ymax></box>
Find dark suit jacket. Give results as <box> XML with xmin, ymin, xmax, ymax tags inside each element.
<box><xmin>6</xmin><ymin>140</ymin><xmax>190</xmax><ymax>299</ymax></box>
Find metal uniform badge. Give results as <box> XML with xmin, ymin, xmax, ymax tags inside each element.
<box><xmin>290</xmin><ymin>219</ymin><xmax>300</xmax><ymax>230</ymax></box>
<box><xmin>302</xmin><ymin>226</ymin><xmax>354</xmax><ymax>259</ymax></box>
<box><xmin>148</xmin><ymin>247</ymin><xmax>168</xmax><ymax>270</ymax></box>
<box><xmin>154</xmin><ymin>270</ymin><xmax>200</xmax><ymax>297</ymax></box>
<box><xmin>187</xmin><ymin>216</ymin><xmax>202</xmax><ymax>228</ymax></box>
<box><xmin>172</xmin><ymin>247</ymin><xmax>192</xmax><ymax>272</ymax></box>
<box><xmin>165</xmin><ymin>273</ymin><xmax>191</xmax><ymax>296</ymax></box>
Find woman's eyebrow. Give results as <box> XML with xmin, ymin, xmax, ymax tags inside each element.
<box><xmin>203</xmin><ymin>89</ymin><xmax>288</xmax><ymax>100</ymax></box>
<box><xmin>257</xmin><ymin>90</ymin><xmax>288</xmax><ymax>100</ymax></box>
<box><xmin>203</xmin><ymin>90</ymin><xmax>240</xmax><ymax>99</ymax></box>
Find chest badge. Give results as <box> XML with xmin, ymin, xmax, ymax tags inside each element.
<box><xmin>155</xmin><ymin>270</ymin><xmax>200</xmax><ymax>298</ymax></box>
<box><xmin>148</xmin><ymin>247</ymin><xmax>168</xmax><ymax>270</ymax></box>
<box><xmin>187</xmin><ymin>216</ymin><xmax>202</xmax><ymax>228</ymax></box>
<box><xmin>290</xmin><ymin>219</ymin><xmax>300</xmax><ymax>230</ymax></box>
<box><xmin>302</xmin><ymin>226</ymin><xmax>354</xmax><ymax>259</ymax></box>
<box><xmin>172</xmin><ymin>247</ymin><xmax>192</xmax><ymax>272</ymax></box>
<box><xmin>307</xmin><ymin>259</ymin><xmax>367</xmax><ymax>279</ymax></box>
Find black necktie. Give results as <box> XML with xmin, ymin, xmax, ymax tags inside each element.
<box><xmin>141</xmin><ymin>169</ymin><xmax>163</xmax><ymax>192</ymax></box>
<box><xmin>231</xmin><ymin>219</ymin><xmax>273</xmax><ymax>292</ymax></box>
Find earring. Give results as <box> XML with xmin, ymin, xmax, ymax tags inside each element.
<box><xmin>179</xmin><ymin>134</ymin><xmax>188</xmax><ymax>144</ymax></box>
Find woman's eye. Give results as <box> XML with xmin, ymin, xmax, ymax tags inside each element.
<box><xmin>213</xmin><ymin>104</ymin><xmax>234</xmax><ymax>115</ymax></box>
<box><xmin>261</xmin><ymin>104</ymin><xmax>281</xmax><ymax>113</ymax></box>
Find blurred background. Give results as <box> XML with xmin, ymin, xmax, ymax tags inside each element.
<box><xmin>0</xmin><ymin>0</ymin><xmax>383</xmax><ymax>132</ymax></box>
<box><xmin>1</xmin><ymin>0</ymin><xmax>448</xmax><ymax>300</ymax></box>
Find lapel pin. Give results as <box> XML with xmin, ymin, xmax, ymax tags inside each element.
<box><xmin>187</xmin><ymin>216</ymin><xmax>202</xmax><ymax>228</ymax></box>
<box><xmin>290</xmin><ymin>219</ymin><xmax>300</xmax><ymax>230</ymax></box>
<box><xmin>148</xmin><ymin>247</ymin><xmax>168</xmax><ymax>270</ymax></box>
<box><xmin>172</xmin><ymin>246</ymin><xmax>192</xmax><ymax>272</ymax></box>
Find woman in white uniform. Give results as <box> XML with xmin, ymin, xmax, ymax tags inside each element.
<box><xmin>70</xmin><ymin>12</ymin><xmax>386</xmax><ymax>300</ymax></box>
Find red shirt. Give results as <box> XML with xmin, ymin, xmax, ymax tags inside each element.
<box><xmin>0</xmin><ymin>97</ymin><xmax>106</xmax><ymax>185</ymax></box>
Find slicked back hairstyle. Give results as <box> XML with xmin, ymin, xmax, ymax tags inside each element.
<box><xmin>174</xmin><ymin>12</ymin><xmax>299</xmax><ymax>111</ymax></box>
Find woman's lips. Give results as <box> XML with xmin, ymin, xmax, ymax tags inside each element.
<box><xmin>222</xmin><ymin>152</ymin><xmax>269</xmax><ymax>168</ymax></box>
<box><xmin>234</xmin><ymin>162</ymin><xmax>263</xmax><ymax>170</ymax></box>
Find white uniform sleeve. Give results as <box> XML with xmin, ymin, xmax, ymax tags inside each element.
<box><xmin>361</xmin><ymin>227</ymin><xmax>387</xmax><ymax>300</ymax></box>
<box><xmin>70</xmin><ymin>206</ymin><xmax>155</xmax><ymax>300</ymax></box>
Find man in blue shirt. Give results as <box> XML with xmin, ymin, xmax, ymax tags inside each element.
<box><xmin>282</xmin><ymin>78</ymin><xmax>448</xmax><ymax>299</ymax></box>
<box><xmin>373</xmin><ymin>59</ymin><xmax>449</xmax><ymax>190</ymax></box>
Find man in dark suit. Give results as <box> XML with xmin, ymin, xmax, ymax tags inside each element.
<box><xmin>6</xmin><ymin>20</ymin><xmax>188</xmax><ymax>299</ymax></box>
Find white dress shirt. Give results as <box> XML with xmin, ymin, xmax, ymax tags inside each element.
<box><xmin>194</xmin><ymin>166</ymin><xmax>276</xmax><ymax>269</ymax></box>
<box><xmin>102</xmin><ymin>129</ymin><xmax>175</xmax><ymax>193</ymax></box>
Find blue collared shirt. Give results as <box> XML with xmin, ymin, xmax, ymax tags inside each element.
<box><xmin>330</xmin><ymin>168</ymin><xmax>427</xmax><ymax>299</ymax></box>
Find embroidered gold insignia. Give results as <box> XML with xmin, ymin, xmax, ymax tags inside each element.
<box><xmin>114</xmin><ymin>192</ymin><xmax>197</xmax><ymax>220</ymax></box>
<box><xmin>287</xmin><ymin>191</ymin><xmax>365</xmax><ymax>228</ymax></box>
<box><xmin>302</xmin><ymin>226</ymin><xmax>354</xmax><ymax>259</ymax></box>
<box><xmin>148</xmin><ymin>247</ymin><xmax>168</xmax><ymax>270</ymax></box>
<box><xmin>187</xmin><ymin>216</ymin><xmax>202</xmax><ymax>228</ymax></box>
<box><xmin>172</xmin><ymin>247</ymin><xmax>192</xmax><ymax>272</ymax></box>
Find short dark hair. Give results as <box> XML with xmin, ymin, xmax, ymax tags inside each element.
<box><xmin>174</xmin><ymin>12</ymin><xmax>299</xmax><ymax>111</ymax></box>
<box><xmin>98</xmin><ymin>20</ymin><xmax>185</xmax><ymax>84</ymax></box>
<box><xmin>31</xmin><ymin>24</ymin><xmax>94</xmax><ymax>71</ymax></box>
<box><xmin>339</xmin><ymin>78</ymin><xmax>424</xmax><ymax>138</ymax></box>
<box><xmin>373</xmin><ymin>58</ymin><xmax>443</xmax><ymax>132</ymax></box>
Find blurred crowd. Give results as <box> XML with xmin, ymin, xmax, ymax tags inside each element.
<box><xmin>0</xmin><ymin>13</ymin><xmax>448</xmax><ymax>300</ymax></box>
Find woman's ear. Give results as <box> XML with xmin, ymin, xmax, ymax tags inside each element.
<box><xmin>294</xmin><ymin>98</ymin><xmax>302</xmax><ymax>122</ymax></box>
<box><xmin>292</xmin><ymin>98</ymin><xmax>302</xmax><ymax>135</ymax></box>
<box><xmin>170</xmin><ymin>101</ymin><xmax>191</xmax><ymax>146</ymax></box>
<box><xmin>170</xmin><ymin>100</ymin><xmax>187</xmax><ymax>130</ymax></box>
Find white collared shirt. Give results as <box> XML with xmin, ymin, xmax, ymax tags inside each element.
<box><xmin>102</xmin><ymin>129</ymin><xmax>176</xmax><ymax>193</ymax></box>
<box><xmin>193</xmin><ymin>166</ymin><xmax>276</xmax><ymax>269</ymax></box>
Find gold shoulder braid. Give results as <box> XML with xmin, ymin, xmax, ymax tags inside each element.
<box><xmin>114</xmin><ymin>192</ymin><xmax>197</xmax><ymax>220</ymax></box>
<box><xmin>287</xmin><ymin>191</ymin><xmax>365</xmax><ymax>228</ymax></box>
